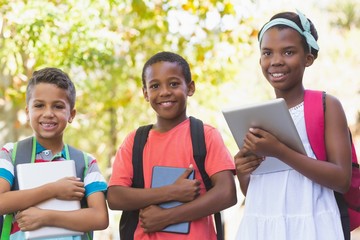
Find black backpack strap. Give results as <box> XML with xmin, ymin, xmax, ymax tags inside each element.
<box><xmin>189</xmin><ymin>116</ymin><xmax>223</xmax><ymax>240</ymax></box>
<box><xmin>132</xmin><ymin>125</ymin><xmax>153</xmax><ymax>188</ymax></box>
<box><xmin>119</xmin><ymin>124</ymin><xmax>152</xmax><ymax>240</ymax></box>
<box><xmin>321</xmin><ymin>92</ymin><xmax>350</xmax><ymax>240</ymax></box>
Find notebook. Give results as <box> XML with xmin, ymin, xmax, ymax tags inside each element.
<box><xmin>151</xmin><ymin>166</ymin><xmax>195</xmax><ymax>234</ymax></box>
<box><xmin>16</xmin><ymin>160</ymin><xmax>83</xmax><ymax>239</ymax></box>
<box><xmin>222</xmin><ymin>98</ymin><xmax>306</xmax><ymax>174</ymax></box>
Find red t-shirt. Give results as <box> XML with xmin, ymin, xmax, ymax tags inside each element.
<box><xmin>109</xmin><ymin>118</ymin><xmax>235</xmax><ymax>240</ymax></box>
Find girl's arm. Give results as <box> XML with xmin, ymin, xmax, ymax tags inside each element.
<box><xmin>234</xmin><ymin>148</ymin><xmax>264</xmax><ymax>195</ymax></box>
<box><xmin>15</xmin><ymin>191</ymin><xmax>108</xmax><ymax>232</ymax></box>
<box><xmin>138</xmin><ymin>170</ymin><xmax>237</xmax><ymax>233</ymax></box>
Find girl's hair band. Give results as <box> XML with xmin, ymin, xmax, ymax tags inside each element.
<box><xmin>258</xmin><ymin>9</ymin><xmax>319</xmax><ymax>52</ymax></box>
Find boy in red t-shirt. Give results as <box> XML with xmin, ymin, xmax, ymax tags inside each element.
<box><xmin>107</xmin><ymin>51</ymin><xmax>237</xmax><ymax>239</ymax></box>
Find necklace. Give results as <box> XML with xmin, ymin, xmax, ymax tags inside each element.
<box><xmin>289</xmin><ymin>102</ymin><xmax>304</xmax><ymax>113</ymax></box>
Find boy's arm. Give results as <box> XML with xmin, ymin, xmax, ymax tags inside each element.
<box><xmin>0</xmin><ymin>177</ymin><xmax>84</xmax><ymax>215</ymax></box>
<box><xmin>139</xmin><ymin>170</ymin><xmax>237</xmax><ymax>233</ymax></box>
<box><xmin>107</xmin><ymin>167</ymin><xmax>200</xmax><ymax>211</ymax></box>
<box><xmin>15</xmin><ymin>191</ymin><xmax>108</xmax><ymax>232</ymax></box>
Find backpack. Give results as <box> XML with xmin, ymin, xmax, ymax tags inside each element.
<box><xmin>304</xmin><ymin>90</ymin><xmax>360</xmax><ymax>234</ymax></box>
<box><xmin>0</xmin><ymin>216</ymin><xmax>3</xmax><ymax>237</ymax></box>
<box><xmin>0</xmin><ymin>136</ymin><xmax>91</xmax><ymax>240</ymax></box>
<box><xmin>119</xmin><ymin>116</ymin><xmax>224</xmax><ymax>240</ymax></box>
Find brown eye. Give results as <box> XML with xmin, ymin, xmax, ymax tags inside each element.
<box><xmin>34</xmin><ymin>104</ymin><xmax>44</xmax><ymax>108</ymax></box>
<box><xmin>149</xmin><ymin>83</ymin><xmax>159</xmax><ymax>89</ymax></box>
<box><xmin>170</xmin><ymin>82</ymin><xmax>180</xmax><ymax>87</ymax></box>
<box><xmin>55</xmin><ymin>105</ymin><xmax>65</xmax><ymax>109</ymax></box>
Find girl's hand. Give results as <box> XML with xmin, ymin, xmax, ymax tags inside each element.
<box><xmin>243</xmin><ymin>128</ymin><xmax>282</xmax><ymax>157</ymax></box>
<box><xmin>51</xmin><ymin>177</ymin><xmax>85</xmax><ymax>200</ymax></box>
<box><xmin>234</xmin><ymin>148</ymin><xmax>264</xmax><ymax>176</ymax></box>
<box><xmin>171</xmin><ymin>167</ymin><xmax>201</xmax><ymax>203</ymax></box>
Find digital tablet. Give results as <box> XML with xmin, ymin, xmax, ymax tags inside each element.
<box><xmin>222</xmin><ymin>98</ymin><xmax>306</xmax><ymax>174</ymax></box>
<box><xmin>151</xmin><ymin>166</ymin><xmax>194</xmax><ymax>234</ymax></box>
<box><xmin>17</xmin><ymin>160</ymin><xmax>83</xmax><ymax>239</ymax></box>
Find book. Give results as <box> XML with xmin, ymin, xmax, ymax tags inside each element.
<box><xmin>151</xmin><ymin>166</ymin><xmax>194</xmax><ymax>234</ymax></box>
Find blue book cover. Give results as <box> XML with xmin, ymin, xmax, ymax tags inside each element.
<box><xmin>151</xmin><ymin>166</ymin><xmax>195</xmax><ymax>234</ymax></box>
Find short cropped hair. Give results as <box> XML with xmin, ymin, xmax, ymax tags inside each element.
<box><xmin>26</xmin><ymin>67</ymin><xmax>76</xmax><ymax>109</ymax></box>
<box><xmin>141</xmin><ymin>51</ymin><xmax>192</xmax><ymax>87</ymax></box>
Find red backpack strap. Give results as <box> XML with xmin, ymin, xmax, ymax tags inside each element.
<box><xmin>304</xmin><ymin>89</ymin><xmax>327</xmax><ymax>161</ymax></box>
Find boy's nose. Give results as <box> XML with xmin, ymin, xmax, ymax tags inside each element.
<box><xmin>159</xmin><ymin>86</ymin><xmax>171</xmax><ymax>96</ymax></box>
<box><xmin>43</xmin><ymin>107</ymin><xmax>55</xmax><ymax>117</ymax></box>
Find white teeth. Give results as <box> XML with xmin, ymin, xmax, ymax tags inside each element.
<box><xmin>42</xmin><ymin>123</ymin><xmax>55</xmax><ymax>127</ymax></box>
<box><xmin>271</xmin><ymin>73</ymin><xmax>284</xmax><ymax>77</ymax></box>
<box><xmin>160</xmin><ymin>102</ymin><xmax>172</xmax><ymax>106</ymax></box>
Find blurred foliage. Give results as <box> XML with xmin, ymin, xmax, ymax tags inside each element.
<box><xmin>1</xmin><ymin>0</ymin><xmax>360</xmax><ymax>237</ymax></box>
<box><xmin>1</xmin><ymin>0</ymin><xmax>359</xmax><ymax>178</ymax></box>
<box><xmin>328</xmin><ymin>0</ymin><xmax>360</xmax><ymax>30</ymax></box>
<box><xmin>0</xmin><ymin>0</ymin><xmax>257</xmax><ymax>175</ymax></box>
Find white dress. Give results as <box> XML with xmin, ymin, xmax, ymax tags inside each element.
<box><xmin>236</xmin><ymin>102</ymin><xmax>344</xmax><ymax>240</ymax></box>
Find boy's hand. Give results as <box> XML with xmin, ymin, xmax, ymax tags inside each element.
<box><xmin>172</xmin><ymin>167</ymin><xmax>200</xmax><ymax>202</ymax></box>
<box><xmin>139</xmin><ymin>205</ymin><xmax>168</xmax><ymax>233</ymax></box>
<box><xmin>52</xmin><ymin>177</ymin><xmax>85</xmax><ymax>200</ymax></box>
<box><xmin>16</xmin><ymin>207</ymin><xmax>45</xmax><ymax>231</ymax></box>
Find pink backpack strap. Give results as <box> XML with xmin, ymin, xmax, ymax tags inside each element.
<box><xmin>304</xmin><ymin>89</ymin><xmax>327</xmax><ymax>161</ymax></box>
<box><xmin>305</xmin><ymin>90</ymin><xmax>360</xmax><ymax>231</ymax></box>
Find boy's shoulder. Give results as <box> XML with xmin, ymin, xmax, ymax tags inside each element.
<box><xmin>1</xmin><ymin>142</ymin><xmax>15</xmax><ymax>153</ymax></box>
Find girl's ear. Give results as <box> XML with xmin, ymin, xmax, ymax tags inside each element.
<box><xmin>142</xmin><ymin>87</ymin><xmax>149</xmax><ymax>102</ymax></box>
<box><xmin>187</xmin><ymin>81</ymin><xmax>195</xmax><ymax>97</ymax></box>
<box><xmin>305</xmin><ymin>53</ymin><xmax>315</xmax><ymax>67</ymax></box>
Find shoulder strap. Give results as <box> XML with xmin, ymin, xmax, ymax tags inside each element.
<box><xmin>12</xmin><ymin>137</ymin><xmax>34</xmax><ymax>190</ymax></box>
<box><xmin>189</xmin><ymin>116</ymin><xmax>223</xmax><ymax>240</ymax></box>
<box><xmin>1</xmin><ymin>215</ymin><xmax>11</xmax><ymax>240</ymax></box>
<box><xmin>67</xmin><ymin>145</ymin><xmax>88</xmax><ymax>181</ymax></box>
<box><xmin>304</xmin><ymin>89</ymin><xmax>327</xmax><ymax>161</ymax></box>
<box><xmin>67</xmin><ymin>145</ymin><xmax>89</xmax><ymax>211</ymax></box>
<box><xmin>304</xmin><ymin>89</ymin><xmax>360</xmax><ymax>234</ymax></box>
<box><xmin>189</xmin><ymin>116</ymin><xmax>209</xmax><ymax>188</ymax></box>
<box><xmin>119</xmin><ymin>124</ymin><xmax>152</xmax><ymax>240</ymax></box>
<box><xmin>2</xmin><ymin>137</ymin><xmax>34</xmax><ymax>240</ymax></box>
<box><xmin>305</xmin><ymin>89</ymin><xmax>358</xmax><ymax>165</ymax></box>
<box><xmin>132</xmin><ymin>125</ymin><xmax>153</xmax><ymax>188</ymax></box>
